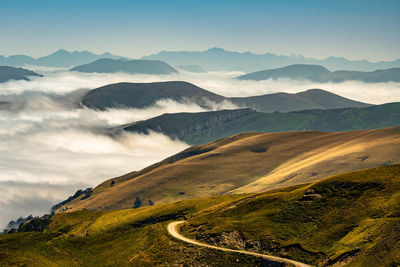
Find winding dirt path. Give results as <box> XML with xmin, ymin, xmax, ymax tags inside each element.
<box><xmin>167</xmin><ymin>221</ymin><xmax>311</xmax><ymax>267</ymax></box>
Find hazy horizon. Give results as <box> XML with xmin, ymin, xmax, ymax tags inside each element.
<box><xmin>1</xmin><ymin>0</ymin><xmax>399</xmax><ymax>61</ymax></box>
<box><xmin>2</xmin><ymin>46</ymin><xmax>400</xmax><ymax>63</ymax></box>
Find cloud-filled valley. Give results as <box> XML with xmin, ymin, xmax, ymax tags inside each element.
<box><xmin>1</xmin><ymin>69</ymin><xmax>400</xmax><ymax>228</ymax></box>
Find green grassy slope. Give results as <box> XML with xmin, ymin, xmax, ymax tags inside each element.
<box><xmin>0</xmin><ymin>195</ymin><xmax>269</xmax><ymax>267</ymax></box>
<box><xmin>123</xmin><ymin>103</ymin><xmax>400</xmax><ymax>145</ymax></box>
<box><xmin>181</xmin><ymin>165</ymin><xmax>400</xmax><ymax>266</ymax></box>
<box><xmin>1</xmin><ymin>166</ymin><xmax>399</xmax><ymax>266</ymax></box>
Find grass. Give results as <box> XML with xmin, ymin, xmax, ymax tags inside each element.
<box><xmin>180</xmin><ymin>165</ymin><xmax>400</xmax><ymax>266</ymax></box>
<box><xmin>1</xmin><ymin>195</ymin><xmax>269</xmax><ymax>266</ymax></box>
<box><xmin>1</xmin><ymin>166</ymin><xmax>399</xmax><ymax>266</ymax></box>
<box><xmin>62</xmin><ymin>127</ymin><xmax>400</xmax><ymax>213</ymax></box>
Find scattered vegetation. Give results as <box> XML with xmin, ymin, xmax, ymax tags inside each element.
<box><xmin>52</xmin><ymin>188</ymin><xmax>93</xmax><ymax>212</ymax></box>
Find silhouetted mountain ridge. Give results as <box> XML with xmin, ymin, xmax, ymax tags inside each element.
<box><xmin>238</xmin><ymin>64</ymin><xmax>400</xmax><ymax>83</ymax></box>
<box><xmin>0</xmin><ymin>49</ymin><xmax>124</xmax><ymax>68</ymax></box>
<box><xmin>142</xmin><ymin>47</ymin><xmax>400</xmax><ymax>72</ymax></box>
<box><xmin>0</xmin><ymin>66</ymin><xmax>42</xmax><ymax>83</ymax></box>
<box><xmin>71</xmin><ymin>58</ymin><xmax>178</xmax><ymax>75</ymax></box>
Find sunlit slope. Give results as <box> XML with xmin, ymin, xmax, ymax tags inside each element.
<box><xmin>182</xmin><ymin>165</ymin><xmax>400</xmax><ymax>266</ymax></box>
<box><xmin>62</xmin><ymin>127</ymin><xmax>400</xmax><ymax>212</ymax></box>
<box><xmin>0</xmin><ymin>195</ymin><xmax>264</xmax><ymax>266</ymax></box>
<box><xmin>2</xmin><ymin>166</ymin><xmax>399</xmax><ymax>266</ymax></box>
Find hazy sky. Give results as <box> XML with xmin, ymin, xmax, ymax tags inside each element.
<box><xmin>0</xmin><ymin>0</ymin><xmax>399</xmax><ymax>61</ymax></box>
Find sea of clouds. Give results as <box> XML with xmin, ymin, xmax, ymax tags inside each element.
<box><xmin>1</xmin><ymin>69</ymin><xmax>400</xmax><ymax>228</ymax></box>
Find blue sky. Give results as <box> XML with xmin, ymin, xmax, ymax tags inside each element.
<box><xmin>0</xmin><ymin>0</ymin><xmax>399</xmax><ymax>61</ymax></box>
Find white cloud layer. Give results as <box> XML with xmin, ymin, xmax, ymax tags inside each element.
<box><xmin>2</xmin><ymin>69</ymin><xmax>400</xmax><ymax>104</ymax></box>
<box><xmin>1</xmin><ymin>70</ymin><xmax>400</xmax><ymax>229</ymax></box>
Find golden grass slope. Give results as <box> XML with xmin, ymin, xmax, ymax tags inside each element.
<box><xmin>62</xmin><ymin>127</ymin><xmax>400</xmax><ymax>212</ymax></box>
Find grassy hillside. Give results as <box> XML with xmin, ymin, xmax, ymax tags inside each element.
<box><xmin>181</xmin><ymin>165</ymin><xmax>400</xmax><ymax>266</ymax></box>
<box><xmin>123</xmin><ymin>103</ymin><xmax>400</xmax><ymax>145</ymax></box>
<box><xmin>70</xmin><ymin>58</ymin><xmax>177</xmax><ymax>74</ymax></box>
<box><xmin>0</xmin><ymin>195</ymin><xmax>267</xmax><ymax>266</ymax></box>
<box><xmin>1</xmin><ymin>166</ymin><xmax>399</xmax><ymax>266</ymax></box>
<box><xmin>60</xmin><ymin>127</ymin><xmax>400</xmax><ymax>213</ymax></box>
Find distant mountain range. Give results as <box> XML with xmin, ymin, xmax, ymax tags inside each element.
<box><xmin>2</xmin><ymin>48</ymin><xmax>400</xmax><ymax>72</ymax></box>
<box><xmin>0</xmin><ymin>66</ymin><xmax>42</xmax><ymax>83</ymax></box>
<box><xmin>142</xmin><ymin>47</ymin><xmax>400</xmax><ymax>72</ymax></box>
<box><xmin>82</xmin><ymin>81</ymin><xmax>369</xmax><ymax>112</ymax></box>
<box><xmin>0</xmin><ymin>49</ymin><xmax>124</xmax><ymax>68</ymax></box>
<box><xmin>237</xmin><ymin>64</ymin><xmax>400</xmax><ymax>83</ymax></box>
<box><xmin>71</xmin><ymin>58</ymin><xmax>178</xmax><ymax>75</ymax></box>
<box><xmin>122</xmin><ymin>103</ymin><xmax>400</xmax><ymax>145</ymax></box>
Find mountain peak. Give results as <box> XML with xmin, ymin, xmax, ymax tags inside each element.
<box><xmin>206</xmin><ymin>47</ymin><xmax>226</xmax><ymax>53</ymax></box>
<box><xmin>53</xmin><ymin>49</ymin><xmax>69</xmax><ymax>55</ymax></box>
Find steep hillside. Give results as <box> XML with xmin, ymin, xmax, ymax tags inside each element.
<box><xmin>60</xmin><ymin>127</ymin><xmax>400</xmax><ymax>212</ymax></box>
<box><xmin>230</xmin><ymin>89</ymin><xmax>370</xmax><ymax>113</ymax></box>
<box><xmin>82</xmin><ymin>81</ymin><xmax>225</xmax><ymax>109</ymax></box>
<box><xmin>70</xmin><ymin>58</ymin><xmax>177</xmax><ymax>74</ymax></box>
<box><xmin>0</xmin><ymin>66</ymin><xmax>42</xmax><ymax>83</ymax></box>
<box><xmin>182</xmin><ymin>165</ymin><xmax>400</xmax><ymax>266</ymax></box>
<box><xmin>123</xmin><ymin>103</ymin><xmax>400</xmax><ymax>145</ymax></box>
<box><xmin>238</xmin><ymin>64</ymin><xmax>400</xmax><ymax>83</ymax></box>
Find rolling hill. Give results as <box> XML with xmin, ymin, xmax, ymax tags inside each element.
<box><xmin>231</xmin><ymin>89</ymin><xmax>370</xmax><ymax>113</ymax></box>
<box><xmin>141</xmin><ymin>47</ymin><xmax>400</xmax><ymax>72</ymax></box>
<box><xmin>237</xmin><ymin>64</ymin><xmax>400</xmax><ymax>83</ymax></box>
<box><xmin>70</xmin><ymin>58</ymin><xmax>178</xmax><ymax>75</ymax></box>
<box><xmin>81</xmin><ymin>81</ymin><xmax>225</xmax><ymax>110</ymax></box>
<box><xmin>0</xmin><ymin>66</ymin><xmax>42</xmax><ymax>83</ymax></box>
<box><xmin>122</xmin><ymin>103</ymin><xmax>400</xmax><ymax>145</ymax></box>
<box><xmin>82</xmin><ymin>81</ymin><xmax>369</xmax><ymax>112</ymax></box>
<box><xmin>1</xmin><ymin>165</ymin><xmax>399</xmax><ymax>266</ymax></box>
<box><xmin>59</xmin><ymin>127</ymin><xmax>400</xmax><ymax>213</ymax></box>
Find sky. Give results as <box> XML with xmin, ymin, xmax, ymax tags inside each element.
<box><xmin>0</xmin><ymin>0</ymin><xmax>399</xmax><ymax>61</ymax></box>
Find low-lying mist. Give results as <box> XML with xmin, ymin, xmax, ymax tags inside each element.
<box><xmin>2</xmin><ymin>69</ymin><xmax>400</xmax><ymax>104</ymax></box>
<box><xmin>1</xmin><ymin>69</ymin><xmax>399</xmax><ymax>228</ymax></box>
